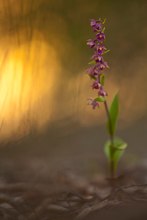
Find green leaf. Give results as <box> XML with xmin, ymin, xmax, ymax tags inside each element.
<box><xmin>95</xmin><ymin>96</ymin><xmax>105</xmax><ymax>102</ymax></box>
<box><xmin>113</xmin><ymin>137</ymin><xmax>128</xmax><ymax>150</ymax></box>
<box><xmin>88</xmin><ymin>60</ymin><xmax>96</xmax><ymax>65</ymax></box>
<box><xmin>102</xmin><ymin>27</ymin><xmax>106</xmax><ymax>33</ymax></box>
<box><xmin>104</xmin><ymin>137</ymin><xmax>127</xmax><ymax>161</ymax></box>
<box><xmin>99</xmin><ymin>74</ymin><xmax>105</xmax><ymax>86</ymax></box>
<box><xmin>113</xmin><ymin>149</ymin><xmax>124</xmax><ymax>166</ymax></box>
<box><xmin>107</xmin><ymin>93</ymin><xmax>119</xmax><ymax>136</ymax></box>
<box><xmin>102</xmin><ymin>18</ymin><xmax>106</xmax><ymax>24</ymax></box>
<box><xmin>104</xmin><ymin>140</ymin><xmax>111</xmax><ymax>160</ymax></box>
<box><xmin>103</xmin><ymin>49</ymin><xmax>110</xmax><ymax>55</ymax></box>
<box><xmin>104</xmin><ymin>137</ymin><xmax>127</xmax><ymax>176</ymax></box>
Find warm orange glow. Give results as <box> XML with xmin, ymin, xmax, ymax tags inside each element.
<box><xmin>0</xmin><ymin>31</ymin><xmax>60</xmax><ymax>140</ymax></box>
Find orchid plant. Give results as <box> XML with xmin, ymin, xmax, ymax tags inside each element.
<box><xmin>86</xmin><ymin>18</ymin><xmax>127</xmax><ymax>178</ymax></box>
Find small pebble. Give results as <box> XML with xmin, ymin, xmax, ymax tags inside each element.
<box><xmin>96</xmin><ymin>187</ymin><xmax>111</xmax><ymax>199</ymax></box>
<box><xmin>47</xmin><ymin>204</ymin><xmax>69</xmax><ymax>212</ymax></box>
<box><xmin>0</xmin><ymin>203</ymin><xmax>13</xmax><ymax>209</ymax></box>
<box><xmin>123</xmin><ymin>186</ymin><xmax>138</xmax><ymax>194</ymax></box>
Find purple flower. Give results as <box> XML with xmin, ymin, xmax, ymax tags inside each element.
<box><xmin>88</xmin><ymin>98</ymin><xmax>99</xmax><ymax>109</ymax></box>
<box><xmin>98</xmin><ymin>87</ymin><xmax>107</xmax><ymax>97</ymax></box>
<box><xmin>92</xmin><ymin>80</ymin><xmax>101</xmax><ymax>89</ymax></box>
<box><xmin>96</xmin><ymin>32</ymin><xmax>105</xmax><ymax>42</ymax></box>
<box><xmin>87</xmin><ymin>65</ymin><xmax>100</xmax><ymax>78</ymax></box>
<box><xmin>90</xmin><ymin>19</ymin><xmax>102</xmax><ymax>32</ymax></box>
<box><xmin>95</xmin><ymin>45</ymin><xmax>106</xmax><ymax>55</ymax></box>
<box><xmin>99</xmin><ymin>63</ymin><xmax>106</xmax><ymax>71</ymax></box>
<box><xmin>86</xmin><ymin>66</ymin><xmax>96</xmax><ymax>78</ymax></box>
<box><xmin>103</xmin><ymin>61</ymin><xmax>109</xmax><ymax>69</ymax></box>
<box><xmin>92</xmin><ymin>54</ymin><xmax>103</xmax><ymax>63</ymax></box>
<box><xmin>87</xmin><ymin>39</ymin><xmax>95</xmax><ymax>48</ymax></box>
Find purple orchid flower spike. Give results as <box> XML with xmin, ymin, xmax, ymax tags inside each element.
<box><xmin>86</xmin><ymin>18</ymin><xmax>109</xmax><ymax>109</ymax></box>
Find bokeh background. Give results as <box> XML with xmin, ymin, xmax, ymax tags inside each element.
<box><xmin>0</xmin><ymin>0</ymin><xmax>147</xmax><ymax>180</ymax></box>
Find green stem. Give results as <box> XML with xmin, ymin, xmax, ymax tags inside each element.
<box><xmin>104</xmin><ymin>101</ymin><xmax>116</xmax><ymax>179</ymax></box>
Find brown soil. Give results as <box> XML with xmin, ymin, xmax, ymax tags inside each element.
<box><xmin>0</xmin><ymin>166</ymin><xmax>147</xmax><ymax>220</ymax></box>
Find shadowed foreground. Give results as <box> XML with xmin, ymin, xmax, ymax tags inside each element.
<box><xmin>0</xmin><ymin>163</ymin><xmax>147</xmax><ymax>220</ymax></box>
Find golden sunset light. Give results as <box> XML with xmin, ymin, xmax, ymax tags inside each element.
<box><xmin>0</xmin><ymin>30</ymin><xmax>60</xmax><ymax>140</ymax></box>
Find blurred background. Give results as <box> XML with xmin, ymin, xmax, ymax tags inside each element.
<box><xmin>0</xmin><ymin>0</ymin><xmax>147</xmax><ymax>181</ymax></box>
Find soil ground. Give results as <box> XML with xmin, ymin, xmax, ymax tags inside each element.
<box><xmin>0</xmin><ymin>164</ymin><xmax>147</xmax><ymax>220</ymax></box>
